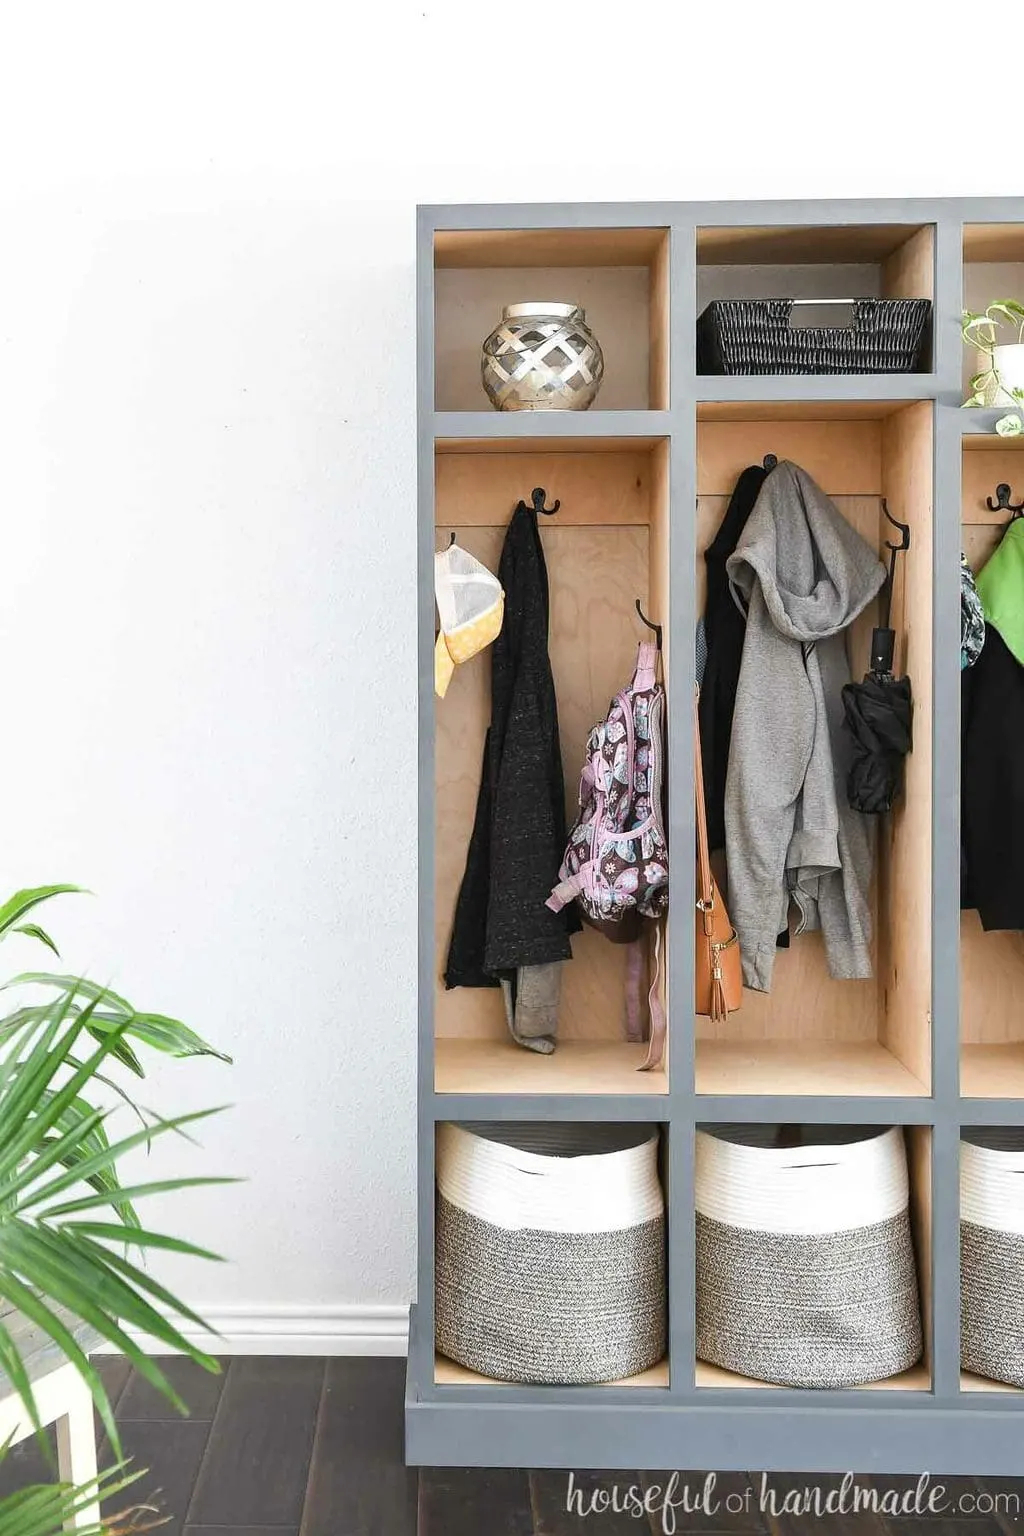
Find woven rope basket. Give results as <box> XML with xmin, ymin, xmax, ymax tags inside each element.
<box><xmin>696</xmin><ymin>298</ymin><xmax>931</xmax><ymax>375</ymax></box>
<box><xmin>435</xmin><ymin>1121</ymin><xmax>665</xmax><ymax>1384</ymax></box>
<box><xmin>695</xmin><ymin>1125</ymin><xmax>923</xmax><ymax>1388</ymax></box>
<box><xmin>961</xmin><ymin>1129</ymin><xmax>1024</xmax><ymax>1387</ymax></box>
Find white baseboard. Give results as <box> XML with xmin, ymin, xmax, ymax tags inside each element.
<box><xmin>96</xmin><ymin>1304</ymin><xmax>410</xmax><ymax>1357</ymax></box>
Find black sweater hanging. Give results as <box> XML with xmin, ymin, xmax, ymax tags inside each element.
<box><xmin>444</xmin><ymin>500</ymin><xmax>580</xmax><ymax>989</ymax></box>
<box><xmin>962</xmin><ymin>623</ymin><xmax>1024</xmax><ymax>930</ymax></box>
<box><xmin>698</xmin><ymin>463</ymin><xmax>768</xmax><ymax>852</ymax></box>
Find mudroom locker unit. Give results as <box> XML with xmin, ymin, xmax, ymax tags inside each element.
<box><xmin>407</xmin><ymin>199</ymin><xmax>1024</xmax><ymax>1474</ymax></box>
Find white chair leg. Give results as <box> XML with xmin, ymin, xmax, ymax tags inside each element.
<box><xmin>55</xmin><ymin>1373</ymin><xmax>99</xmax><ymax>1532</ymax></box>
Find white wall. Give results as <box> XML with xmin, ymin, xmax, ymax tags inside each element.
<box><xmin>0</xmin><ymin>0</ymin><xmax>1002</xmax><ymax>1349</ymax></box>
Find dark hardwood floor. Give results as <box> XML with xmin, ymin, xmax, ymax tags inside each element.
<box><xmin>0</xmin><ymin>1357</ymin><xmax>1022</xmax><ymax>1534</ymax></box>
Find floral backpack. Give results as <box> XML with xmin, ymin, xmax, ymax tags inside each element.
<box><xmin>546</xmin><ymin>641</ymin><xmax>668</xmax><ymax>1068</ymax></box>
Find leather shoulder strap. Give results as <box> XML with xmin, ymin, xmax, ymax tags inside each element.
<box><xmin>694</xmin><ymin>684</ymin><xmax>714</xmax><ymax>907</ymax></box>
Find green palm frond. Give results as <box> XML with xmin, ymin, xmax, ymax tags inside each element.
<box><xmin>0</xmin><ymin>1005</ymin><xmax>233</xmax><ymax>1453</ymax></box>
<box><xmin>0</xmin><ymin>890</ymin><xmax>86</xmax><ymax>948</ymax></box>
<box><xmin>0</xmin><ymin>1460</ymin><xmax>147</xmax><ymax>1536</ymax></box>
<box><xmin>11</xmin><ymin>927</ymin><xmax>60</xmax><ymax>960</ymax></box>
<box><xmin>0</xmin><ymin>882</ymin><xmax>234</xmax><ymax>1492</ymax></box>
<box><xmin>0</xmin><ymin>887</ymin><xmax>230</xmax><ymax>1069</ymax></box>
<box><xmin>3</xmin><ymin>983</ymin><xmax>231</xmax><ymax>1069</ymax></box>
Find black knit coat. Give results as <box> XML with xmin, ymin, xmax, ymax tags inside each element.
<box><xmin>444</xmin><ymin>502</ymin><xmax>580</xmax><ymax>988</ymax></box>
<box><xmin>962</xmin><ymin>623</ymin><xmax>1024</xmax><ymax>930</ymax></box>
<box><xmin>698</xmin><ymin>464</ymin><xmax>768</xmax><ymax>852</ymax></box>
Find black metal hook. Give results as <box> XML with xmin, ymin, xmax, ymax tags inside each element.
<box><xmin>763</xmin><ymin>453</ymin><xmax>778</xmax><ymax>472</ymax></box>
<box><xmin>447</xmin><ymin>531</ymin><xmax>456</xmax><ymax>548</ymax></box>
<box><xmin>986</xmin><ymin>482</ymin><xmax>1024</xmax><ymax>514</ymax></box>
<box><xmin>881</xmin><ymin>497</ymin><xmax>911</xmax><ymax>554</ymax></box>
<box><xmin>635</xmin><ymin>599</ymin><xmax>662</xmax><ymax>652</ymax></box>
<box><xmin>871</xmin><ymin>500</ymin><xmax>912</xmax><ymax>671</ymax></box>
<box><xmin>531</xmin><ymin>486</ymin><xmax>560</xmax><ymax>516</ymax></box>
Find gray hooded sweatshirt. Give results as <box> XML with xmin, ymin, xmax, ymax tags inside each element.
<box><xmin>724</xmin><ymin>463</ymin><xmax>887</xmax><ymax>992</ymax></box>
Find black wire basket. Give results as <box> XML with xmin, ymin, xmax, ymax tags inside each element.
<box><xmin>696</xmin><ymin>298</ymin><xmax>931</xmax><ymax>375</ymax></box>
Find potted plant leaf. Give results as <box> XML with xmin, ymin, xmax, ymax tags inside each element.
<box><xmin>0</xmin><ymin>884</ymin><xmax>233</xmax><ymax>1535</ymax></box>
<box><xmin>962</xmin><ymin>300</ymin><xmax>1024</xmax><ymax>408</ymax></box>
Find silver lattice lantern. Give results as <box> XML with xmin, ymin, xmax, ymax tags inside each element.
<box><xmin>481</xmin><ymin>301</ymin><xmax>604</xmax><ymax>411</ymax></box>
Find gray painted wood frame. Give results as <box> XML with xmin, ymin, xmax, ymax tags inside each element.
<box><xmin>409</xmin><ymin>196</ymin><xmax>1024</xmax><ymax>1472</ymax></box>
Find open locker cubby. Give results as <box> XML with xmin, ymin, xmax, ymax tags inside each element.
<box><xmin>693</xmin><ymin>1124</ymin><xmax>933</xmax><ymax>1393</ymax></box>
<box><xmin>695</xmin><ymin>403</ymin><xmax>932</xmax><ymax>1099</ymax></box>
<box><xmin>433</xmin><ymin>436</ymin><xmax>670</xmax><ymax>1098</ymax></box>
<box><xmin>434</xmin><ymin>227</ymin><xmax>670</xmax><ymax>411</ymax></box>
<box><xmin>413</xmin><ymin>200</ymin><xmax>1024</xmax><ymax>1477</ymax></box>
<box><xmin>433</xmin><ymin>1120</ymin><xmax>671</xmax><ymax>1390</ymax></box>
<box><xmin>959</xmin><ymin>1124</ymin><xmax>1024</xmax><ymax>1395</ymax></box>
<box><xmin>960</xmin><ymin>434</ymin><xmax>1024</xmax><ymax>1098</ymax></box>
<box><xmin>697</xmin><ymin>222</ymin><xmax>935</xmax><ymax>375</ymax></box>
<box><xmin>963</xmin><ymin>224</ymin><xmax>1024</xmax><ymax>403</ymax></box>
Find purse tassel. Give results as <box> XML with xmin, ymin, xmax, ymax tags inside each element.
<box><xmin>710</xmin><ymin>954</ymin><xmax>729</xmax><ymax>1024</ymax></box>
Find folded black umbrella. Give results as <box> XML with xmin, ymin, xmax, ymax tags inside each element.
<box><xmin>841</xmin><ymin>502</ymin><xmax>914</xmax><ymax>815</ymax></box>
<box><xmin>842</xmin><ymin>670</ymin><xmax>913</xmax><ymax>814</ymax></box>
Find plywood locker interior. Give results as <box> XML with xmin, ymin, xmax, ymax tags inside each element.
<box><xmin>693</xmin><ymin>403</ymin><xmax>932</xmax><ymax>1098</ymax></box>
<box><xmin>960</xmin><ymin>436</ymin><xmax>1024</xmax><ymax>1099</ymax></box>
<box><xmin>433</xmin><ymin>441</ymin><xmax>671</xmax><ymax>1097</ymax></box>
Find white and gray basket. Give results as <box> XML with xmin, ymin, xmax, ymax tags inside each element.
<box><xmin>695</xmin><ymin>1125</ymin><xmax>923</xmax><ymax>1388</ymax></box>
<box><xmin>435</xmin><ymin>1121</ymin><xmax>665</xmax><ymax>1384</ymax></box>
<box><xmin>961</xmin><ymin>1128</ymin><xmax>1024</xmax><ymax>1387</ymax></box>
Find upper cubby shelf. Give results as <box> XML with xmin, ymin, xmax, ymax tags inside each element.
<box><xmin>696</xmin><ymin>378</ymin><xmax>932</xmax><ymax>418</ymax></box>
<box><xmin>963</xmin><ymin>225</ymin><xmax>1024</xmax><ymax>413</ymax></box>
<box><xmin>433</xmin><ymin>227</ymin><xmax>670</xmax><ymax>413</ymax></box>
<box><xmin>432</xmin><ymin>409</ymin><xmax>670</xmax><ymax>449</ymax></box>
<box><xmin>697</xmin><ymin>222</ymin><xmax>934</xmax><ymax>378</ymax></box>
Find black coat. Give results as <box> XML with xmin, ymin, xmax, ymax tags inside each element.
<box><xmin>962</xmin><ymin>623</ymin><xmax>1024</xmax><ymax>930</ymax></box>
<box><xmin>444</xmin><ymin>503</ymin><xmax>580</xmax><ymax>989</ymax></box>
<box><xmin>698</xmin><ymin>464</ymin><xmax>768</xmax><ymax>852</ymax></box>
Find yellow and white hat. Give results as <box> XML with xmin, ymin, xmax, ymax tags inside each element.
<box><xmin>434</xmin><ymin>543</ymin><xmax>504</xmax><ymax>698</ymax></box>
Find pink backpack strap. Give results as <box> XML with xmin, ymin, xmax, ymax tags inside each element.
<box><xmin>638</xmin><ymin>921</ymin><xmax>666</xmax><ymax>1071</ymax></box>
<box><xmin>633</xmin><ymin>640</ymin><xmax>658</xmax><ymax>692</ymax></box>
<box><xmin>546</xmin><ymin>876</ymin><xmax>579</xmax><ymax>913</ymax></box>
<box><xmin>624</xmin><ymin>939</ymin><xmax>645</xmax><ymax>1043</ymax></box>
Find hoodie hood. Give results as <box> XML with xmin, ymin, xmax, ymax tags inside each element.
<box><xmin>727</xmin><ymin>462</ymin><xmax>886</xmax><ymax>643</ymax></box>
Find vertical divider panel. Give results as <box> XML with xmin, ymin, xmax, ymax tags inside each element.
<box><xmin>668</xmin><ymin>219</ymin><xmax>697</xmax><ymax>1396</ymax></box>
<box><xmin>648</xmin><ymin>439</ymin><xmax>670</xmax><ymax>1083</ymax></box>
<box><xmin>906</xmin><ymin>1125</ymin><xmax>934</xmax><ymax>1382</ymax></box>
<box><xmin>879</xmin><ymin>401</ymin><xmax>933</xmax><ymax>1091</ymax></box>
<box><xmin>649</xmin><ymin>232</ymin><xmax>671</xmax><ymax>411</ymax></box>
<box><xmin>415</xmin><ymin>209</ymin><xmax>439</xmax><ymax>1397</ymax></box>
<box><xmin>932</xmin><ymin>215</ymin><xmax>969</xmax><ymax>1400</ymax></box>
<box><xmin>881</xmin><ymin>225</ymin><xmax>935</xmax><ymax>302</ymax></box>
<box><xmin>881</xmin><ymin>224</ymin><xmax>936</xmax><ymax>374</ymax></box>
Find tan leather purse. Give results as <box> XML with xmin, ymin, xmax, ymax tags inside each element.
<box><xmin>695</xmin><ymin>687</ymin><xmax>742</xmax><ymax>1022</ymax></box>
